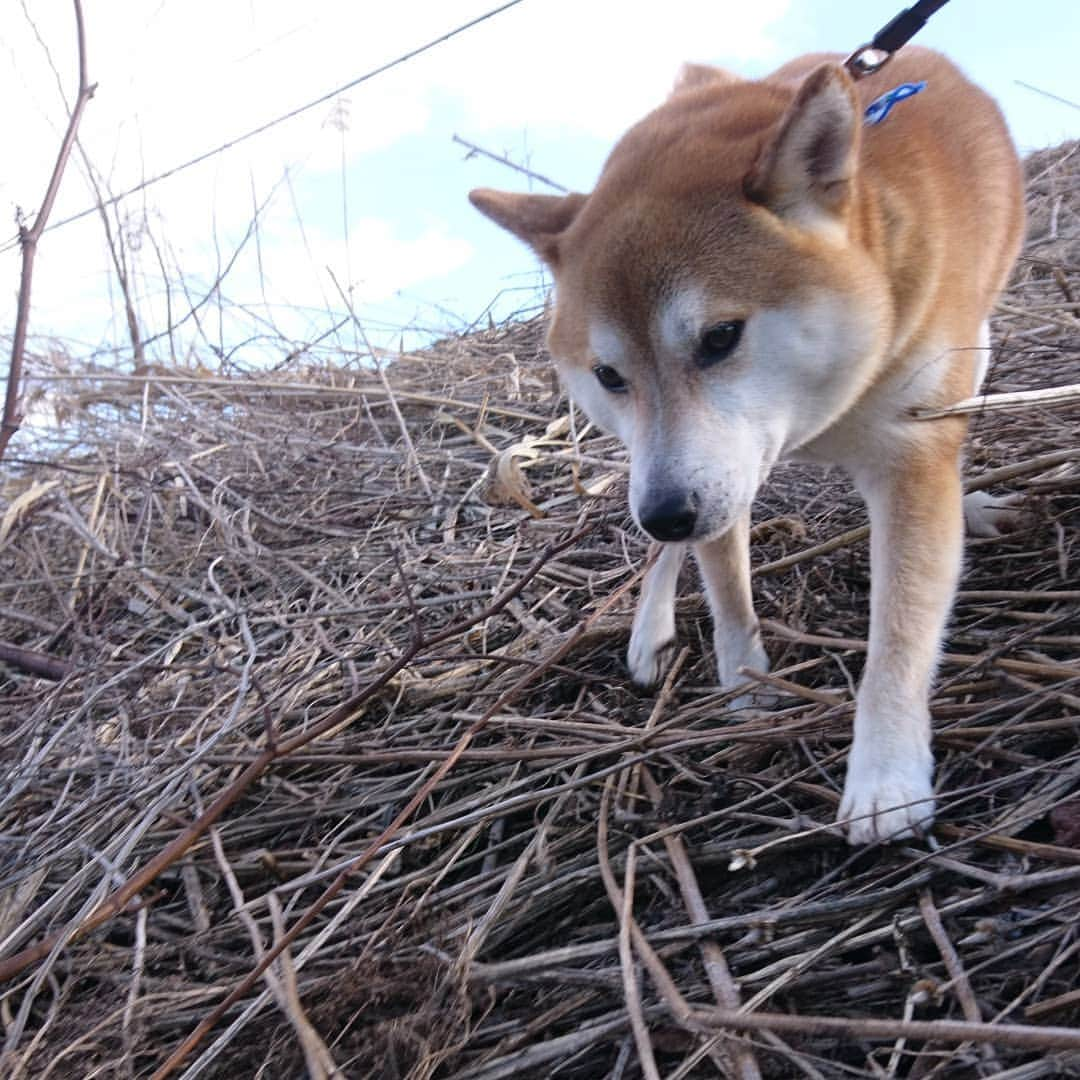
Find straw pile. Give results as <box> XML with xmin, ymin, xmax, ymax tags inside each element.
<box><xmin>1</xmin><ymin>141</ymin><xmax>1078</xmax><ymax>1079</ymax></box>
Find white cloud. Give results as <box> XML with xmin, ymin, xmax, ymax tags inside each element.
<box><xmin>0</xmin><ymin>0</ymin><xmax>802</xmax><ymax>356</ymax></box>
<box><xmin>253</xmin><ymin>216</ymin><xmax>475</xmax><ymax>308</ymax></box>
<box><xmin>418</xmin><ymin>0</ymin><xmax>792</xmax><ymax>139</ymax></box>
<box><xmin>3</xmin><ymin>0</ymin><xmax>1075</xmax><ymax>365</ymax></box>
<box><xmin>2</xmin><ymin>1</ymin><xmax>793</xmax><ymax>220</ymax></box>
<box><xmin>348</xmin><ymin>218</ymin><xmax>473</xmax><ymax>302</ymax></box>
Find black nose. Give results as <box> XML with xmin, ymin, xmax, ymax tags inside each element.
<box><xmin>640</xmin><ymin>493</ymin><xmax>697</xmax><ymax>541</ymax></box>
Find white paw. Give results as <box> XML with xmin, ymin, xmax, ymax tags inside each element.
<box><xmin>627</xmin><ymin>623</ymin><xmax>676</xmax><ymax>688</ymax></box>
<box><xmin>963</xmin><ymin>490</ymin><xmax>1023</xmax><ymax>538</ymax></box>
<box><xmin>727</xmin><ymin>684</ymin><xmax>782</xmax><ymax>711</ymax></box>
<box><xmin>839</xmin><ymin>756</ymin><xmax>935</xmax><ymax>845</ymax></box>
<box><xmin>717</xmin><ymin>631</ymin><xmax>775</xmax><ymax>711</ymax></box>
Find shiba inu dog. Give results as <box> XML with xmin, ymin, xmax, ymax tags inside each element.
<box><xmin>469</xmin><ymin>47</ymin><xmax>1024</xmax><ymax>843</ymax></box>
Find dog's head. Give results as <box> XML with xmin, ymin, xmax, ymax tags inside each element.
<box><xmin>471</xmin><ymin>62</ymin><xmax>892</xmax><ymax>542</ymax></box>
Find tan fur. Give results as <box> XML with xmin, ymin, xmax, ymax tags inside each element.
<box><xmin>469</xmin><ymin>48</ymin><xmax>1025</xmax><ymax>843</ymax></box>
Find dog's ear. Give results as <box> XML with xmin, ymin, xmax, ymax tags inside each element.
<box><xmin>743</xmin><ymin>63</ymin><xmax>860</xmax><ymax>228</ymax></box>
<box><xmin>468</xmin><ymin>189</ymin><xmax>587</xmax><ymax>267</ymax></box>
<box><xmin>669</xmin><ymin>62</ymin><xmax>740</xmax><ymax>98</ymax></box>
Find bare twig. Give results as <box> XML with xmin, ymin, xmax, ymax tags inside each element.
<box><xmin>688</xmin><ymin>1006</ymin><xmax>1080</xmax><ymax>1052</ymax></box>
<box><xmin>914</xmin><ymin>382</ymin><xmax>1080</xmax><ymax>419</ymax></box>
<box><xmin>453</xmin><ymin>133</ymin><xmax>569</xmax><ymax>193</ymax></box>
<box><xmin>2</xmin><ymin>0</ymin><xmax>95</xmax><ymax>460</ymax></box>
<box><xmin>919</xmin><ymin>888</ymin><xmax>1000</xmax><ymax>1073</ymax></box>
<box><xmin>0</xmin><ymin>641</ymin><xmax>74</xmax><ymax>681</ymax></box>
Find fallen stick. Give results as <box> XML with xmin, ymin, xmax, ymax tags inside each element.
<box><xmin>0</xmin><ymin>640</ymin><xmax>74</xmax><ymax>681</ymax></box>
<box><xmin>688</xmin><ymin>1005</ymin><xmax>1080</xmax><ymax>1052</ymax></box>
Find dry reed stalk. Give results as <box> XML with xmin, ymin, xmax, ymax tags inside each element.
<box><xmin>687</xmin><ymin>1006</ymin><xmax>1080</xmax><ymax>1052</ymax></box>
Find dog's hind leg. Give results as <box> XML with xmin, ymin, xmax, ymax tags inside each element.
<box><xmin>963</xmin><ymin>321</ymin><xmax>1024</xmax><ymax>537</ymax></box>
<box><xmin>628</xmin><ymin>542</ymin><xmax>685</xmax><ymax>688</ymax></box>
<box><xmin>840</xmin><ymin>443</ymin><xmax>965</xmax><ymax>844</ymax></box>
<box><xmin>963</xmin><ymin>489</ymin><xmax>1025</xmax><ymax>536</ymax></box>
<box><xmin>694</xmin><ymin>512</ymin><xmax>768</xmax><ymax>696</ymax></box>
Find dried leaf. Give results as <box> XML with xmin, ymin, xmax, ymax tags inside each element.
<box><xmin>483</xmin><ymin>443</ymin><xmax>543</xmax><ymax>517</ymax></box>
<box><xmin>0</xmin><ymin>480</ymin><xmax>60</xmax><ymax>547</ymax></box>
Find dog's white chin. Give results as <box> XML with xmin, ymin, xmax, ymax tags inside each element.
<box><xmin>696</xmin><ymin>452</ymin><xmax>776</xmax><ymax>541</ymax></box>
<box><xmin>691</xmin><ymin>501</ymin><xmax>755</xmax><ymax>544</ymax></box>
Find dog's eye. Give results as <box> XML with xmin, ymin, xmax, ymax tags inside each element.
<box><xmin>697</xmin><ymin>321</ymin><xmax>744</xmax><ymax>367</ymax></box>
<box><xmin>593</xmin><ymin>364</ymin><xmax>628</xmax><ymax>393</ymax></box>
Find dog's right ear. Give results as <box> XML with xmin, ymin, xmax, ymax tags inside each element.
<box><xmin>743</xmin><ymin>63</ymin><xmax>860</xmax><ymax>231</ymax></box>
<box><xmin>468</xmin><ymin>189</ymin><xmax>587</xmax><ymax>267</ymax></box>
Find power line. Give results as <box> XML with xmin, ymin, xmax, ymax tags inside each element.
<box><xmin>2</xmin><ymin>0</ymin><xmax>528</xmax><ymax>254</ymax></box>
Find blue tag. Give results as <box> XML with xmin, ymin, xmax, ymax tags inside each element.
<box><xmin>864</xmin><ymin>81</ymin><xmax>927</xmax><ymax>126</ymax></box>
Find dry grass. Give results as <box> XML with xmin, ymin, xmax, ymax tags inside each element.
<box><xmin>0</xmin><ymin>142</ymin><xmax>1078</xmax><ymax>1079</ymax></box>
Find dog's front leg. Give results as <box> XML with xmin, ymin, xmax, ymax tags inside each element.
<box><xmin>841</xmin><ymin>448</ymin><xmax>964</xmax><ymax>844</ymax></box>
<box><xmin>694</xmin><ymin>512</ymin><xmax>768</xmax><ymax>696</ymax></box>
<box><xmin>628</xmin><ymin>542</ymin><xmax>686</xmax><ymax>687</ymax></box>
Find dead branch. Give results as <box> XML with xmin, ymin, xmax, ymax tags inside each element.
<box><xmin>1</xmin><ymin>0</ymin><xmax>95</xmax><ymax>461</ymax></box>
<box><xmin>688</xmin><ymin>1005</ymin><xmax>1080</xmax><ymax>1052</ymax></box>
<box><xmin>0</xmin><ymin>640</ymin><xmax>74</xmax><ymax>680</ymax></box>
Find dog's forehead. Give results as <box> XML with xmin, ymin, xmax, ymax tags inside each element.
<box><xmin>555</xmin><ymin>201</ymin><xmax>791</xmax><ymax>360</ymax></box>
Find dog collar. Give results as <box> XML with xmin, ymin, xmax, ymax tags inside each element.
<box><xmin>864</xmin><ymin>80</ymin><xmax>927</xmax><ymax>125</ymax></box>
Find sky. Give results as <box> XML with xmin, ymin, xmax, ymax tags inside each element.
<box><xmin>1</xmin><ymin>0</ymin><xmax>1078</xmax><ymax>369</ymax></box>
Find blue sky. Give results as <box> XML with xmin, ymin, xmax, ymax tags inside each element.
<box><xmin>2</xmin><ymin>0</ymin><xmax>1077</xmax><ymax>366</ymax></box>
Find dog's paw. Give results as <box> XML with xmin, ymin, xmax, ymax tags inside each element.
<box><xmin>839</xmin><ymin>758</ymin><xmax>935</xmax><ymax>845</ymax></box>
<box><xmin>963</xmin><ymin>490</ymin><xmax>1024</xmax><ymax>538</ymax></box>
<box><xmin>627</xmin><ymin>628</ymin><xmax>677</xmax><ymax>689</ymax></box>
<box><xmin>727</xmin><ymin>683</ymin><xmax>783</xmax><ymax>712</ymax></box>
<box><xmin>717</xmin><ymin>632</ymin><xmax>776</xmax><ymax>711</ymax></box>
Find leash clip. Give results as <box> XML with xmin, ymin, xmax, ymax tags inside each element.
<box><xmin>844</xmin><ymin>44</ymin><xmax>893</xmax><ymax>80</ymax></box>
<box><xmin>845</xmin><ymin>0</ymin><xmax>952</xmax><ymax>80</ymax></box>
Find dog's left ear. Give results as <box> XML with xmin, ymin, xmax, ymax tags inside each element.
<box><xmin>468</xmin><ymin>189</ymin><xmax>588</xmax><ymax>268</ymax></box>
<box><xmin>669</xmin><ymin>62</ymin><xmax>741</xmax><ymax>98</ymax></box>
<box><xmin>744</xmin><ymin>63</ymin><xmax>860</xmax><ymax>229</ymax></box>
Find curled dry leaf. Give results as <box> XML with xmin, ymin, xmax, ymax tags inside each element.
<box><xmin>483</xmin><ymin>442</ymin><xmax>543</xmax><ymax>517</ymax></box>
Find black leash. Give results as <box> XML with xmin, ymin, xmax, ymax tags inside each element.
<box><xmin>845</xmin><ymin>0</ymin><xmax>952</xmax><ymax>79</ymax></box>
